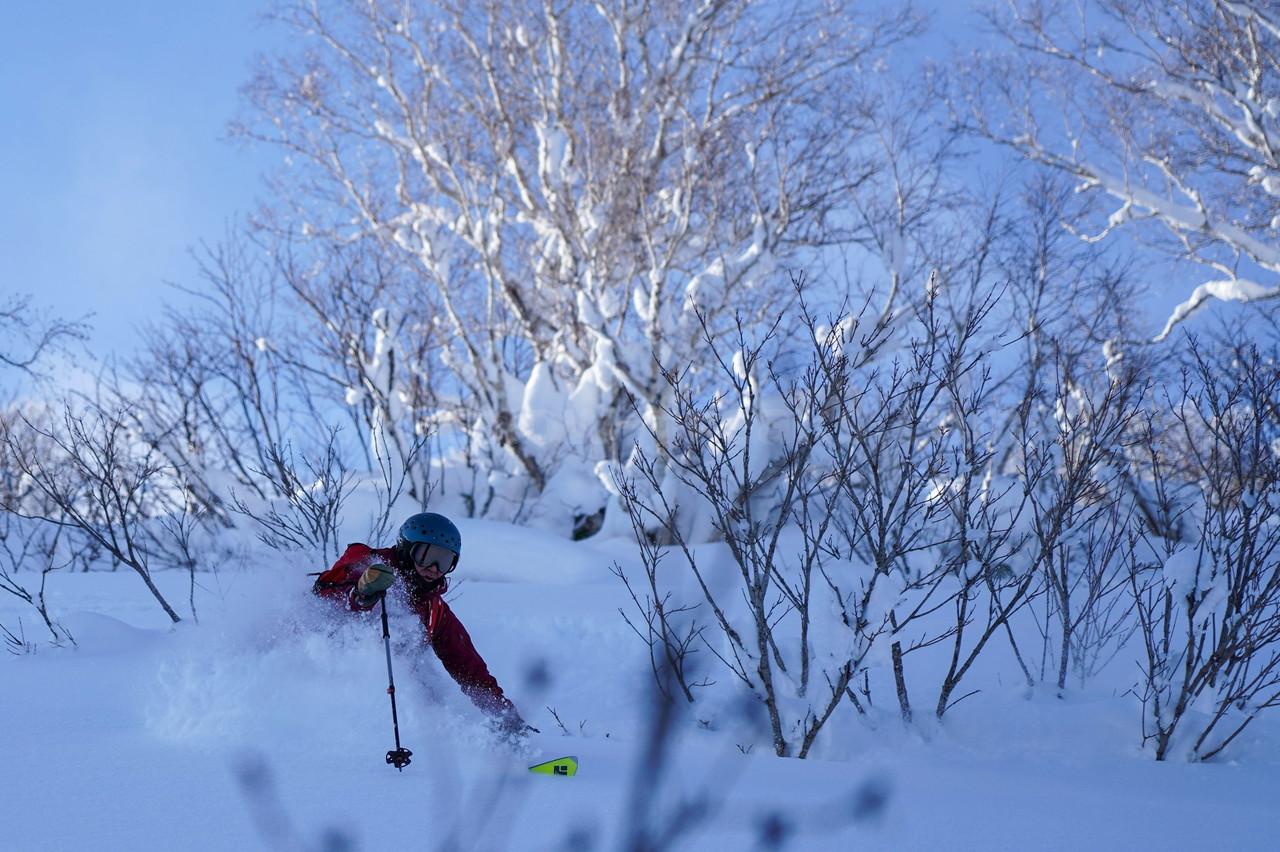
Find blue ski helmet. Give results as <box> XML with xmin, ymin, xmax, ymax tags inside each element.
<box><xmin>397</xmin><ymin>512</ymin><xmax>462</xmax><ymax>557</ymax></box>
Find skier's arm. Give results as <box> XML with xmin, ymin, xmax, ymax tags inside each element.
<box><xmin>313</xmin><ymin>544</ymin><xmax>394</xmax><ymax>612</ymax></box>
<box><xmin>430</xmin><ymin>601</ymin><xmax>523</xmax><ymax>724</ymax></box>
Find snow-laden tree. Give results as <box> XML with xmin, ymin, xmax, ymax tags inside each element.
<box><xmin>956</xmin><ymin>0</ymin><xmax>1280</xmax><ymax>348</ymax></box>
<box><xmin>239</xmin><ymin>0</ymin><xmax>924</xmax><ymax>531</ymax></box>
<box><xmin>256</xmin><ymin>234</ymin><xmax>437</xmax><ymax>508</ymax></box>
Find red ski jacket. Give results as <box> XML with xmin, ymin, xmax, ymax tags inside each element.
<box><xmin>312</xmin><ymin>543</ymin><xmax>519</xmax><ymax>724</ymax></box>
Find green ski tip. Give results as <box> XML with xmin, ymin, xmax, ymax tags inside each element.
<box><xmin>528</xmin><ymin>755</ymin><xmax>578</xmax><ymax>777</ymax></box>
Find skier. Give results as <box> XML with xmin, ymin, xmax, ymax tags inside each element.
<box><xmin>312</xmin><ymin>511</ymin><xmax>533</xmax><ymax>742</ymax></box>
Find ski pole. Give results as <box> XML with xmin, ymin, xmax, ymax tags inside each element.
<box><xmin>380</xmin><ymin>595</ymin><xmax>413</xmax><ymax>770</ymax></box>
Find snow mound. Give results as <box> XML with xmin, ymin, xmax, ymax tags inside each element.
<box><xmin>60</xmin><ymin>611</ymin><xmax>168</xmax><ymax>655</ymax></box>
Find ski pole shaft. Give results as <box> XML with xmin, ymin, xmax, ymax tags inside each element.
<box><xmin>380</xmin><ymin>595</ymin><xmax>412</xmax><ymax>770</ymax></box>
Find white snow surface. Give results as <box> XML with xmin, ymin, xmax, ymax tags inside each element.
<box><xmin>4</xmin><ymin>524</ymin><xmax>1280</xmax><ymax>851</ymax></box>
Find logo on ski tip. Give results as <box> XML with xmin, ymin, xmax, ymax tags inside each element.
<box><xmin>528</xmin><ymin>755</ymin><xmax>578</xmax><ymax>777</ymax></box>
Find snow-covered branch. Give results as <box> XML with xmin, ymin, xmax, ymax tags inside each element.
<box><xmin>959</xmin><ymin>0</ymin><xmax>1280</xmax><ymax>344</ymax></box>
<box><xmin>238</xmin><ymin>0</ymin><xmax>927</xmax><ymax>531</ymax></box>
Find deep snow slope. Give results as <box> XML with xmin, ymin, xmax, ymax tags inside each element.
<box><xmin>4</xmin><ymin>524</ymin><xmax>1280</xmax><ymax>851</ymax></box>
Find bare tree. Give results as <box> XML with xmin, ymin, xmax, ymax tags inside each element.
<box><xmin>1128</xmin><ymin>337</ymin><xmax>1280</xmax><ymax>760</ymax></box>
<box><xmin>0</xmin><ymin>295</ymin><xmax>90</xmax><ymax>645</ymax></box>
<box><xmin>819</xmin><ymin>285</ymin><xmax>1042</xmax><ymax>723</ymax></box>
<box><xmin>230</xmin><ymin>431</ymin><xmax>354</xmax><ymax>561</ymax></box>
<box><xmin>610</xmin><ymin>468</ymin><xmax>711</xmax><ymax>705</ymax></box>
<box><xmin>612</xmin><ymin>273</ymin><xmax>1049</xmax><ymax>752</ymax></box>
<box><xmin>0</xmin><ymin>292</ymin><xmax>87</xmax><ymax>382</ymax></box>
<box><xmin>616</xmin><ymin>304</ymin><xmax>863</xmax><ymax>757</ymax></box>
<box><xmin>0</xmin><ymin>494</ymin><xmax>79</xmax><ymax>647</ymax></box>
<box><xmin>125</xmin><ymin>237</ymin><xmax>312</xmax><ymax>519</ymax></box>
<box><xmin>0</xmin><ymin>403</ymin><xmax>184</xmax><ymax>623</ymax></box>
<box><xmin>1014</xmin><ymin>359</ymin><xmax>1148</xmax><ymax>692</ymax></box>
<box><xmin>819</xmin><ymin>297</ymin><xmax>966</xmax><ymax>724</ymax></box>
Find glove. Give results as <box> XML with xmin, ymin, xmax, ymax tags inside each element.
<box><xmin>492</xmin><ymin>708</ymin><xmax>539</xmax><ymax>742</ymax></box>
<box><xmin>355</xmin><ymin>562</ymin><xmax>395</xmax><ymax>605</ymax></box>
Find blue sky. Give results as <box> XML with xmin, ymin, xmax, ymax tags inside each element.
<box><xmin>1</xmin><ymin>1</ymin><xmax>281</xmax><ymax>357</ymax></box>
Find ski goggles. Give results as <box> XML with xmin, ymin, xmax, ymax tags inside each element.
<box><xmin>409</xmin><ymin>541</ymin><xmax>458</xmax><ymax>573</ymax></box>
